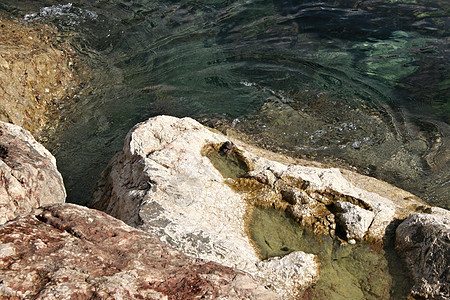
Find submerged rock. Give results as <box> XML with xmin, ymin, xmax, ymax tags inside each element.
<box><xmin>0</xmin><ymin>121</ymin><xmax>65</xmax><ymax>224</ymax></box>
<box><xmin>0</xmin><ymin>17</ymin><xmax>80</xmax><ymax>135</ymax></box>
<box><xmin>0</xmin><ymin>203</ymin><xmax>276</xmax><ymax>299</ymax></box>
<box><xmin>396</xmin><ymin>210</ymin><xmax>450</xmax><ymax>300</ymax></box>
<box><xmin>93</xmin><ymin>115</ymin><xmax>433</xmax><ymax>297</ymax></box>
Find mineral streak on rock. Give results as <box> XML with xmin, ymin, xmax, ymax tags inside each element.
<box><xmin>0</xmin><ymin>203</ymin><xmax>278</xmax><ymax>299</ymax></box>
<box><xmin>206</xmin><ymin>142</ymin><xmax>373</xmax><ymax>239</ymax></box>
<box><xmin>225</xmin><ymin>163</ymin><xmax>377</xmax><ymax>239</ymax></box>
<box><xmin>0</xmin><ymin>17</ymin><xmax>81</xmax><ymax>136</ymax></box>
<box><xmin>0</xmin><ymin>121</ymin><xmax>65</xmax><ymax>224</ymax></box>
<box><xmin>226</xmin><ymin>177</ymin><xmax>285</xmax><ymax>210</ymax></box>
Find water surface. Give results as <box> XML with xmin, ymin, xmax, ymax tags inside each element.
<box><xmin>2</xmin><ymin>0</ymin><xmax>448</xmax><ymax>208</ymax></box>
<box><xmin>249</xmin><ymin>207</ymin><xmax>412</xmax><ymax>300</ymax></box>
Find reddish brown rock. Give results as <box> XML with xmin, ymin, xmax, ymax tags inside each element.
<box><xmin>0</xmin><ymin>121</ymin><xmax>65</xmax><ymax>224</ymax></box>
<box><xmin>0</xmin><ymin>203</ymin><xmax>278</xmax><ymax>299</ymax></box>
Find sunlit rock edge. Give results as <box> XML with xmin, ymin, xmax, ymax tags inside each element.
<box><xmin>92</xmin><ymin>115</ymin><xmax>450</xmax><ymax>299</ymax></box>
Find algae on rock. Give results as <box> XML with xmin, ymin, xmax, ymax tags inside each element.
<box><xmin>0</xmin><ymin>16</ymin><xmax>82</xmax><ymax>136</ymax></box>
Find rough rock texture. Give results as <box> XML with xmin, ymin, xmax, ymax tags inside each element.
<box><xmin>0</xmin><ymin>17</ymin><xmax>79</xmax><ymax>135</ymax></box>
<box><xmin>0</xmin><ymin>203</ymin><xmax>277</xmax><ymax>299</ymax></box>
<box><xmin>93</xmin><ymin>116</ymin><xmax>431</xmax><ymax>297</ymax></box>
<box><xmin>0</xmin><ymin>121</ymin><xmax>65</xmax><ymax>224</ymax></box>
<box><xmin>396</xmin><ymin>209</ymin><xmax>450</xmax><ymax>300</ymax></box>
<box><xmin>334</xmin><ymin>201</ymin><xmax>375</xmax><ymax>241</ymax></box>
<box><xmin>255</xmin><ymin>251</ymin><xmax>317</xmax><ymax>299</ymax></box>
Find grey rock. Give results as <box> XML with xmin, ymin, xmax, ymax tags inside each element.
<box><xmin>334</xmin><ymin>201</ymin><xmax>375</xmax><ymax>241</ymax></box>
<box><xmin>396</xmin><ymin>213</ymin><xmax>450</xmax><ymax>300</ymax></box>
<box><xmin>0</xmin><ymin>121</ymin><xmax>66</xmax><ymax>224</ymax></box>
<box><xmin>93</xmin><ymin>115</ymin><xmax>433</xmax><ymax>297</ymax></box>
<box><xmin>255</xmin><ymin>251</ymin><xmax>318</xmax><ymax>299</ymax></box>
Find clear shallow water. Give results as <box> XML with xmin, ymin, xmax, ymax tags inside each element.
<box><xmin>1</xmin><ymin>0</ymin><xmax>448</xmax><ymax>208</ymax></box>
<box><xmin>249</xmin><ymin>208</ymin><xmax>412</xmax><ymax>299</ymax></box>
<box><xmin>204</xmin><ymin>145</ymin><xmax>413</xmax><ymax>299</ymax></box>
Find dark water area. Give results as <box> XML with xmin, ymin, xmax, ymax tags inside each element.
<box><xmin>1</xmin><ymin>0</ymin><xmax>448</xmax><ymax>210</ymax></box>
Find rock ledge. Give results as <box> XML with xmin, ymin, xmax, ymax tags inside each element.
<box><xmin>0</xmin><ymin>203</ymin><xmax>277</xmax><ymax>299</ymax></box>
<box><xmin>93</xmin><ymin>115</ymin><xmax>435</xmax><ymax>297</ymax></box>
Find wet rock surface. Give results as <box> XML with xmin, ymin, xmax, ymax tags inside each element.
<box><xmin>0</xmin><ymin>16</ymin><xmax>79</xmax><ymax>136</ymax></box>
<box><xmin>93</xmin><ymin>115</ymin><xmax>433</xmax><ymax>297</ymax></box>
<box><xmin>396</xmin><ymin>210</ymin><xmax>450</xmax><ymax>300</ymax></box>
<box><xmin>0</xmin><ymin>203</ymin><xmax>277</xmax><ymax>299</ymax></box>
<box><xmin>0</xmin><ymin>121</ymin><xmax>65</xmax><ymax>224</ymax></box>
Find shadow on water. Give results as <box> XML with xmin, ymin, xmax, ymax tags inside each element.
<box><xmin>202</xmin><ymin>142</ymin><xmax>250</xmax><ymax>178</ymax></box>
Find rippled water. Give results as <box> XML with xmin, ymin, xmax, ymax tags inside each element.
<box><xmin>2</xmin><ymin>0</ymin><xmax>448</xmax><ymax>209</ymax></box>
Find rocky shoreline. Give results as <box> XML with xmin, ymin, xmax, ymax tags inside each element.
<box><xmin>0</xmin><ymin>15</ymin><xmax>449</xmax><ymax>300</ymax></box>
<box><xmin>1</xmin><ymin>114</ymin><xmax>448</xmax><ymax>299</ymax></box>
<box><xmin>91</xmin><ymin>115</ymin><xmax>449</xmax><ymax>299</ymax></box>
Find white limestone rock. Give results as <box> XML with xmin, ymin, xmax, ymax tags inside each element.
<box><xmin>93</xmin><ymin>115</ymin><xmax>433</xmax><ymax>297</ymax></box>
<box><xmin>0</xmin><ymin>121</ymin><xmax>66</xmax><ymax>224</ymax></box>
<box><xmin>334</xmin><ymin>201</ymin><xmax>375</xmax><ymax>241</ymax></box>
<box><xmin>255</xmin><ymin>251</ymin><xmax>318</xmax><ymax>298</ymax></box>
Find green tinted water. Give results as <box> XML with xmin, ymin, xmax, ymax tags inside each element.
<box><xmin>2</xmin><ymin>1</ymin><xmax>448</xmax><ymax>205</ymax></box>
<box><xmin>1</xmin><ymin>1</ymin><xmax>446</xmax><ymax>298</ymax></box>
<box><xmin>204</xmin><ymin>144</ymin><xmax>413</xmax><ymax>299</ymax></box>
<box><xmin>202</xmin><ymin>143</ymin><xmax>250</xmax><ymax>178</ymax></box>
<box><xmin>249</xmin><ymin>207</ymin><xmax>412</xmax><ymax>299</ymax></box>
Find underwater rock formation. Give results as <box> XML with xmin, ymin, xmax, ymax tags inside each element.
<box><xmin>0</xmin><ymin>17</ymin><xmax>79</xmax><ymax>135</ymax></box>
<box><xmin>396</xmin><ymin>210</ymin><xmax>450</xmax><ymax>300</ymax></box>
<box><xmin>0</xmin><ymin>203</ymin><xmax>276</xmax><ymax>299</ymax></box>
<box><xmin>93</xmin><ymin>115</ymin><xmax>437</xmax><ymax>297</ymax></box>
<box><xmin>0</xmin><ymin>121</ymin><xmax>65</xmax><ymax>224</ymax></box>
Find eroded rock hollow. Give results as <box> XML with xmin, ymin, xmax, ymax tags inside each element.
<box><xmin>93</xmin><ymin>115</ymin><xmax>445</xmax><ymax>298</ymax></box>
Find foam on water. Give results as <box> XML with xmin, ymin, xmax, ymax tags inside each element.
<box><xmin>24</xmin><ymin>3</ymin><xmax>97</xmax><ymax>26</ymax></box>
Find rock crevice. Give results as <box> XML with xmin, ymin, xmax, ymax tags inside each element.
<box><xmin>396</xmin><ymin>211</ymin><xmax>450</xmax><ymax>300</ymax></box>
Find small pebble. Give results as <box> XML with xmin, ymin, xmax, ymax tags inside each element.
<box><xmin>352</xmin><ymin>141</ymin><xmax>361</xmax><ymax>149</ymax></box>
